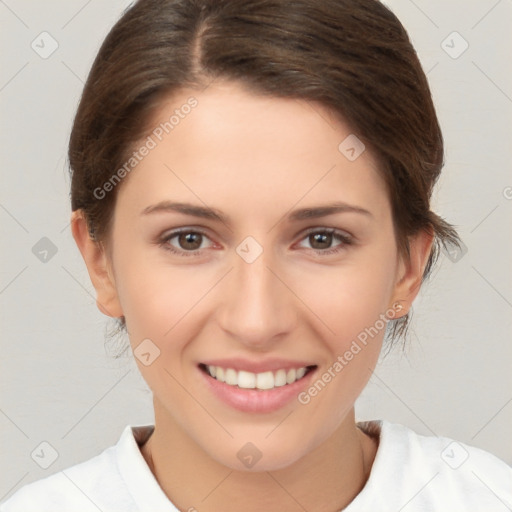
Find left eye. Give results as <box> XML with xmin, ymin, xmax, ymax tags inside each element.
<box><xmin>297</xmin><ymin>229</ymin><xmax>352</xmax><ymax>253</ymax></box>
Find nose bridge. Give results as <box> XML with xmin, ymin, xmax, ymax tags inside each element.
<box><xmin>217</xmin><ymin>240</ymin><xmax>296</xmax><ymax>345</ymax></box>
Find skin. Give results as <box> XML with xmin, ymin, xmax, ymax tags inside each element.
<box><xmin>72</xmin><ymin>80</ymin><xmax>432</xmax><ymax>512</ymax></box>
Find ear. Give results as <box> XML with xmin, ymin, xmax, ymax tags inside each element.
<box><xmin>390</xmin><ymin>228</ymin><xmax>434</xmax><ymax>318</ymax></box>
<box><xmin>70</xmin><ymin>210</ymin><xmax>123</xmax><ymax>318</ymax></box>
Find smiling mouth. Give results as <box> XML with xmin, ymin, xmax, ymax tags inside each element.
<box><xmin>198</xmin><ymin>363</ymin><xmax>317</xmax><ymax>391</ymax></box>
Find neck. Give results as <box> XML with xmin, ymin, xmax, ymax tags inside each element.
<box><xmin>141</xmin><ymin>403</ymin><xmax>377</xmax><ymax>512</ymax></box>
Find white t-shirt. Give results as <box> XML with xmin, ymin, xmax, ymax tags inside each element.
<box><xmin>1</xmin><ymin>420</ymin><xmax>511</xmax><ymax>511</ymax></box>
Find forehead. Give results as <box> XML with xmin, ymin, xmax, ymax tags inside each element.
<box><xmin>115</xmin><ymin>81</ymin><xmax>390</xmax><ymax>222</ymax></box>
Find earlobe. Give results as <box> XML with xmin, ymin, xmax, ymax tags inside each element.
<box><xmin>70</xmin><ymin>210</ymin><xmax>124</xmax><ymax>318</ymax></box>
<box><xmin>390</xmin><ymin>228</ymin><xmax>434</xmax><ymax>318</ymax></box>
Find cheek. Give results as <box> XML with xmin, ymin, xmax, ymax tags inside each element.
<box><xmin>114</xmin><ymin>257</ymin><xmax>212</xmax><ymax>395</ymax></box>
<box><xmin>291</xmin><ymin>251</ymin><xmax>397</xmax><ymax>349</ymax></box>
<box><xmin>292</xmin><ymin>261</ymin><xmax>395</xmax><ymax>434</ymax></box>
<box><xmin>116</xmin><ymin>256</ymin><xmax>210</xmax><ymax>343</ymax></box>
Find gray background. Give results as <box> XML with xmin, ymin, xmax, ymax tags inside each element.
<box><xmin>1</xmin><ymin>0</ymin><xmax>511</xmax><ymax>501</ymax></box>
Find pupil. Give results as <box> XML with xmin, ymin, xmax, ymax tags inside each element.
<box><xmin>311</xmin><ymin>233</ymin><xmax>331</xmax><ymax>249</ymax></box>
<box><xmin>180</xmin><ymin>232</ymin><xmax>201</xmax><ymax>250</ymax></box>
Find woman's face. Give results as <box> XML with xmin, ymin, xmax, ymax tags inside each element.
<box><xmin>93</xmin><ymin>80</ymin><xmax>414</xmax><ymax>470</ymax></box>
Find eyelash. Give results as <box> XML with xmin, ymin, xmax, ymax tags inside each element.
<box><xmin>158</xmin><ymin>227</ymin><xmax>353</xmax><ymax>258</ymax></box>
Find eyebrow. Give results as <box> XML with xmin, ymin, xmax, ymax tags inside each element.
<box><xmin>140</xmin><ymin>200</ymin><xmax>373</xmax><ymax>224</ymax></box>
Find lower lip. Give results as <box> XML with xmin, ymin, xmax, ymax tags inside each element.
<box><xmin>198</xmin><ymin>365</ymin><xmax>317</xmax><ymax>413</ymax></box>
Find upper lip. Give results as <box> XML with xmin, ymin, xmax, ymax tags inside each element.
<box><xmin>200</xmin><ymin>358</ymin><xmax>317</xmax><ymax>374</ymax></box>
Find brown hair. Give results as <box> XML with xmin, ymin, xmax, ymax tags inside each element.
<box><xmin>68</xmin><ymin>0</ymin><xmax>461</xmax><ymax>344</ymax></box>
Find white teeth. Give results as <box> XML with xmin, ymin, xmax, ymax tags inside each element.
<box><xmin>274</xmin><ymin>369</ymin><xmax>287</xmax><ymax>387</ymax></box>
<box><xmin>206</xmin><ymin>365</ymin><xmax>311</xmax><ymax>390</ymax></box>
<box><xmin>238</xmin><ymin>370</ymin><xmax>256</xmax><ymax>389</ymax></box>
<box><xmin>225</xmin><ymin>368</ymin><xmax>237</xmax><ymax>385</ymax></box>
<box><xmin>256</xmin><ymin>371</ymin><xmax>274</xmax><ymax>390</ymax></box>
<box><xmin>216</xmin><ymin>367</ymin><xmax>225</xmax><ymax>383</ymax></box>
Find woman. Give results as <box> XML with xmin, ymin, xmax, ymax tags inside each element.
<box><xmin>2</xmin><ymin>0</ymin><xmax>510</xmax><ymax>510</ymax></box>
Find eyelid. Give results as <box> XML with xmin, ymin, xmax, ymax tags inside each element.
<box><xmin>160</xmin><ymin>226</ymin><xmax>212</xmax><ymax>240</ymax></box>
<box><xmin>298</xmin><ymin>226</ymin><xmax>353</xmax><ymax>239</ymax></box>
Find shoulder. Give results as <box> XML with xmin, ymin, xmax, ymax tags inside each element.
<box><xmin>351</xmin><ymin>420</ymin><xmax>512</xmax><ymax>511</ymax></box>
<box><xmin>0</xmin><ymin>446</ymin><xmax>121</xmax><ymax>512</ymax></box>
<box><xmin>0</xmin><ymin>425</ymin><xmax>152</xmax><ymax>512</ymax></box>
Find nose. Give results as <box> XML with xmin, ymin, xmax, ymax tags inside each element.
<box><xmin>216</xmin><ymin>243</ymin><xmax>298</xmax><ymax>349</ymax></box>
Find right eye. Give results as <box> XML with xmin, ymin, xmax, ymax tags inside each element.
<box><xmin>159</xmin><ymin>229</ymin><xmax>215</xmax><ymax>257</ymax></box>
